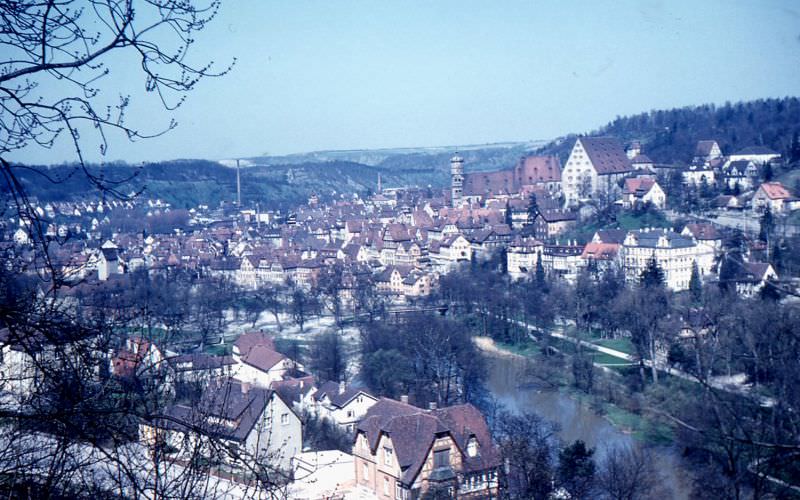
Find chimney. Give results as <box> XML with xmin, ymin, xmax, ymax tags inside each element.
<box><xmin>299</xmin><ymin>380</ymin><xmax>304</xmax><ymax>389</ymax></box>
<box><xmin>400</xmin><ymin>395</ymin><xmax>409</xmax><ymax>404</ymax></box>
<box><xmin>428</xmin><ymin>402</ymin><xmax>438</xmax><ymax>410</ymax></box>
<box><xmin>339</xmin><ymin>380</ymin><xmax>346</xmax><ymax>395</ymax></box>
<box><xmin>241</xmin><ymin>382</ymin><xmax>250</xmax><ymax>394</ymax></box>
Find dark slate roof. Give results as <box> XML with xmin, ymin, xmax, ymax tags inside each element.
<box><xmin>627</xmin><ymin>229</ymin><xmax>695</xmax><ymax>249</ymax></box>
<box><xmin>594</xmin><ymin>229</ymin><xmax>628</xmax><ymax>244</ymax></box>
<box><xmin>154</xmin><ymin>379</ymin><xmax>273</xmax><ymax>443</ymax></box>
<box><xmin>270</xmin><ymin>376</ymin><xmax>316</xmax><ymax>406</ymax></box>
<box><xmin>695</xmin><ymin>140</ymin><xmax>719</xmax><ymax>157</ymax></box>
<box><xmin>579</xmin><ymin>137</ymin><xmax>632</xmax><ymax>175</ymax></box>
<box><xmin>356</xmin><ymin>398</ymin><xmax>501</xmax><ymax>487</ymax></box>
<box><xmin>314</xmin><ymin>380</ymin><xmax>375</xmax><ymax>408</ymax></box>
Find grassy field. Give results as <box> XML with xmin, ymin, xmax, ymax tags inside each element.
<box><xmin>594</xmin><ymin>337</ymin><xmax>635</xmax><ymax>355</ymax></box>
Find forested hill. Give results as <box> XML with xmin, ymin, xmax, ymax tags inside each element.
<box><xmin>8</xmin><ymin>98</ymin><xmax>800</xmax><ymax>208</ymax></box>
<box><xmin>6</xmin><ymin>143</ymin><xmax>541</xmax><ymax>209</ymax></box>
<box><xmin>537</xmin><ymin>97</ymin><xmax>800</xmax><ymax>165</ymax></box>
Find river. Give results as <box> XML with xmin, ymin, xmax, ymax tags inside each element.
<box><xmin>484</xmin><ymin>353</ymin><xmax>693</xmax><ymax>499</ymax></box>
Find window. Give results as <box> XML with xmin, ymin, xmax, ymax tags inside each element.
<box><xmin>280</xmin><ymin>413</ymin><xmax>289</xmax><ymax>425</ymax></box>
<box><xmin>384</xmin><ymin>446</ymin><xmax>393</xmax><ymax>465</ymax></box>
<box><xmin>384</xmin><ymin>477</ymin><xmax>390</xmax><ymax>495</ymax></box>
<box><xmin>466</xmin><ymin>437</ymin><xmax>479</xmax><ymax>457</ymax></box>
<box><xmin>362</xmin><ymin>462</ymin><xmax>369</xmax><ymax>482</ymax></box>
<box><xmin>433</xmin><ymin>448</ymin><xmax>450</xmax><ymax>469</ymax></box>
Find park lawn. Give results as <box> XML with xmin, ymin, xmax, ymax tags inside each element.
<box><xmin>595</xmin><ymin>337</ymin><xmax>635</xmax><ymax>355</ymax></box>
<box><xmin>591</xmin><ymin>351</ymin><xmax>632</xmax><ymax>365</ymax></box>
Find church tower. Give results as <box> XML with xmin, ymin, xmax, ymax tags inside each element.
<box><xmin>450</xmin><ymin>153</ymin><xmax>464</xmax><ymax>208</ymax></box>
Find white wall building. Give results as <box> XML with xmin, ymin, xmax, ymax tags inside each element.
<box><xmin>561</xmin><ymin>137</ymin><xmax>632</xmax><ymax>206</ymax></box>
<box><xmin>621</xmin><ymin>229</ymin><xmax>715</xmax><ymax>291</ymax></box>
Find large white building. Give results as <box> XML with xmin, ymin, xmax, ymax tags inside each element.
<box><xmin>620</xmin><ymin>229</ymin><xmax>715</xmax><ymax>291</ymax></box>
<box><xmin>562</xmin><ymin>137</ymin><xmax>632</xmax><ymax>206</ymax></box>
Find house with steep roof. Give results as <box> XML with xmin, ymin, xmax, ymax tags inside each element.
<box><xmin>98</xmin><ymin>240</ymin><xmax>120</xmax><ymax>281</ymax></box>
<box><xmin>312</xmin><ymin>381</ymin><xmax>379</xmax><ymax>433</ymax></box>
<box><xmin>732</xmin><ymin>262</ymin><xmax>779</xmax><ymax>297</ymax></box>
<box><xmin>139</xmin><ymin>378</ymin><xmax>301</xmax><ymax>472</ymax></box>
<box><xmin>581</xmin><ymin>242</ymin><xmax>621</xmax><ymax>272</ymax></box>
<box><xmin>721</xmin><ymin>160</ymin><xmax>759</xmax><ymax>190</ymax></box>
<box><xmin>232</xmin><ymin>332</ymin><xmax>296</xmax><ymax>388</ymax></box>
<box><xmin>693</xmin><ymin>140</ymin><xmax>723</xmax><ymax>164</ymax></box>
<box><xmin>752</xmin><ymin>182</ymin><xmax>800</xmax><ymax>213</ymax></box>
<box><xmin>353</xmin><ymin>398</ymin><xmax>500</xmax><ymax>499</ymax></box>
<box><xmin>533</xmin><ymin>209</ymin><xmax>577</xmax><ymax>240</ymax></box>
<box><xmin>681</xmin><ymin>223</ymin><xmax>723</xmax><ymax>253</ymax></box>
<box><xmin>561</xmin><ymin>137</ymin><xmax>632</xmax><ymax>206</ymax></box>
<box><xmin>620</xmin><ymin>178</ymin><xmax>666</xmax><ymax>209</ymax></box>
<box><xmin>630</xmin><ymin>153</ymin><xmax>655</xmax><ymax>173</ymax></box>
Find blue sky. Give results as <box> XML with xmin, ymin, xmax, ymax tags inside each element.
<box><xmin>11</xmin><ymin>0</ymin><xmax>800</xmax><ymax>164</ymax></box>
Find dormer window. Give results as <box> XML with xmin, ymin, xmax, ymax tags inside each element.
<box><xmin>467</xmin><ymin>437</ymin><xmax>479</xmax><ymax>457</ymax></box>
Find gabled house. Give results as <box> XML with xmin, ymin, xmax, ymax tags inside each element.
<box><xmin>681</xmin><ymin>223</ymin><xmax>723</xmax><ymax>253</ymax></box>
<box><xmin>353</xmin><ymin>398</ymin><xmax>500</xmax><ymax>499</ymax></box>
<box><xmin>752</xmin><ymin>182</ymin><xmax>800</xmax><ymax>214</ymax></box>
<box><xmin>111</xmin><ymin>337</ymin><xmax>167</xmax><ymax>378</ymax></box>
<box><xmin>620</xmin><ymin>178</ymin><xmax>666</xmax><ymax>209</ymax></box>
<box><xmin>721</xmin><ymin>160</ymin><xmax>759</xmax><ymax>190</ymax></box>
<box><xmin>733</xmin><ymin>262</ymin><xmax>779</xmax><ymax>298</ymax></box>
<box><xmin>693</xmin><ymin>140</ymin><xmax>723</xmax><ymax>164</ymax></box>
<box><xmin>98</xmin><ymin>240</ymin><xmax>120</xmax><ymax>281</ymax></box>
<box><xmin>312</xmin><ymin>381</ymin><xmax>379</xmax><ymax>432</ymax></box>
<box><xmin>139</xmin><ymin>378</ymin><xmax>301</xmax><ymax>472</ymax></box>
<box><xmin>533</xmin><ymin>209</ymin><xmax>577</xmax><ymax>240</ymax></box>
<box><xmin>580</xmin><ymin>242</ymin><xmax>621</xmax><ymax>272</ymax></box>
<box><xmin>232</xmin><ymin>332</ymin><xmax>296</xmax><ymax>388</ymax></box>
<box><xmin>561</xmin><ymin>137</ymin><xmax>632</xmax><ymax>206</ymax></box>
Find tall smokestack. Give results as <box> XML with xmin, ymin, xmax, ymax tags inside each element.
<box><xmin>236</xmin><ymin>159</ymin><xmax>242</xmax><ymax>208</ymax></box>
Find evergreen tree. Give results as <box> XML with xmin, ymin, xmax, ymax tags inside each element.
<box><xmin>791</xmin><ymin>130</ymin><xmax>800</xmax><ymax>163</ymax></box>
<box><xmin>761</xmin><ymin>162</ymin><xmax>773</xmax><ymax>182</ymax></box>
<box><xmin>640</xmin><ymin>255</ymin><xmax>665</xmax><ymax>288</ymax></box>
<box><xmin>505</xmin><ymin>200</ymin><xmax>513</xmax><ymax>227</ymax></box>
<box><xmin>527</xmin><ymin>193</ymin><xmax>540</xmax><ymax>225</ymax></box>
<box><xmin>759</xmin><ymin>206</ymin><xmax>774</xmax><ymax>243</ymax></box>
<box><xmin>689</xmin><ymin>261</ymin><xmax>703</xmax><ymax>302</ymax></box>
<box><xmin>557</xmin><ymin>440</ymin><xmax>596</xmax><ymax>499</ymax></box>
<box><xmin>535</xmin><ymin>252</ymin><xmax>546</xmax><ymax>288</ymax></box>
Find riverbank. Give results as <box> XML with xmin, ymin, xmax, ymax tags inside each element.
<box><xmin>474</xmin><ymin>335</ymin><xmax>672</xmax><ymax>444</ymax></box>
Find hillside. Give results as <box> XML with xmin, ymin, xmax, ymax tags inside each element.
<box><xmin>8</xmin><ymin>98</ymin><xmax>800</xmax><ymax>209</ymax></box>
<box><xmin>537</xmin><ymin>97</ymin><xmax>800</xmax><ymax>165</ymax></box>
<box><xmin>7</xmin><ymin>143</ymin><xmax>546</xmax><ymax>209</ymax></box>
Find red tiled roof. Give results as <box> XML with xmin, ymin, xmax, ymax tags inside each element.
<box><xmin>623</xmin><ymin>177</ymin><xmax>656</xmax><ymax>196</ymax></box>
<box><xmin>759</xmin><ymin>182</ymin><xmax>792</xmax><ymax>200</ymax></box>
